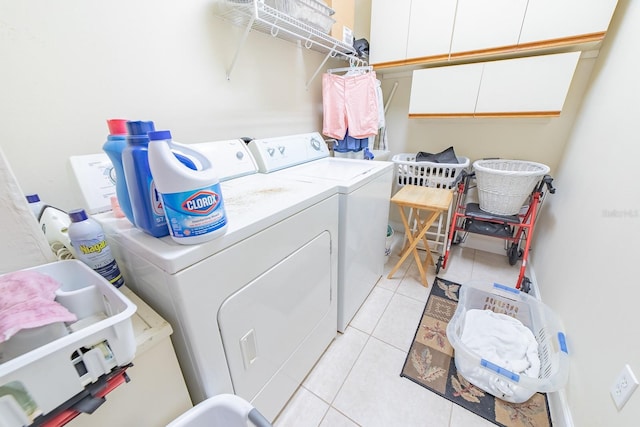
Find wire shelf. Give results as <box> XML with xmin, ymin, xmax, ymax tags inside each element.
<box><xmin>214</xmin><ymin>0</ymin><xmax>365</xmax><ymax>85</ymax></box>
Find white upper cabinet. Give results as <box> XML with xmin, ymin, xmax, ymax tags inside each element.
<box><xmin>450</xmin><ymin>0</ymin><xmax>528</xmax><ymax>55</ymax></box>
<box><xmin>519</xmin><ymin>0</ymin><xmax>619</xmax><ymax>45</ymax></box>
<box><xmin>409</xmin><ymin>52</ymin><xmax>581</xmax><ymax>117</ymax></box>
<box><xmin>369</xmin><ymin>0</ymin><xmax>412</xmax><ymax>64</ymax></box>
<box><xmin>370</xmin><ymin>0</ymin><xmax>618</xmax><ymax>68</ymax></box>
<box><xmin>409</xmin><ymin>63</ymin><xmax>484</xmax><ymax>116</ymax></box>
<box><xmin>406</xmin><ymin>0</ymin><xmax>457</xmax><ymax>60</ymax></box>
<box><xmin>475</xmin><ymin>51</ymin><xmax>581</xmax><ymax>114</ymax></box>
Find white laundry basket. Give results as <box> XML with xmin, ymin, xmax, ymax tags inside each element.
<box><xmin>166</xmin><ymin>394</ymin><xmax>272</xmax><ymax>427</ymax></box>
<box><xmin>473</xmin><ymin>159</ymin><xmax>550</xmax><ymax>215</ymax></box>
<box><xmin>446</xmin><ymin>281</ymin><xmax>569</xmax><ymax>403</ymax></box>
<box><xmin>393</xmin><ymin>154</ymin><xmax>470</xmax><ymax>190</ymax></box>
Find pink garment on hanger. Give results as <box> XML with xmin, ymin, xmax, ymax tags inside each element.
<box><xmin>322</xmin><ymin>71</ymin><xmax>379</xmax><ymax>140</ymax></box>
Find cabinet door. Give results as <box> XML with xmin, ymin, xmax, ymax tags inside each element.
<box><xmin>450</xmin><ymin>0</ymin><xmax>528</xmax><ymax>55</ymax></box>
<box><xmin>409</xmin><ymin>63</ymin><xmax>484</xmax><ymax>116</ymax></box>
<box><xmin>519</xmin><ymin>0</ymin><xmax>618</xmax><ymax>45</ymax></box>
<box><xmin>406</xmin><ymin>0</ymin><xmax>457</xmax><ymax>60</ymax></box>
<box><xmin>475</xmin><ymin>52</ymin><xmax>581</xmax><ymax>115</ymax></box>
<box><xmin>370</xmin><ymin>0</ymin><xmax>412</xmax><ymax>65</ymax></box>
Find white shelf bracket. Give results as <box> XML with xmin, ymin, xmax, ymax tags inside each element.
<box><xmin>226</xmin><ymin>15</ymin><xmax>256</xmax><ymax>81</ymax></box>
<box><xmin>305</xmin><ymin>48</ymin><xmax>338</xmax><ymax>90</ymax></box>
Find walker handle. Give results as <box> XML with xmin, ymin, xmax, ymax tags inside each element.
<box><xmin>542</xmin><ymin>175</ymin><xmax>556</xmax><ymax>194</ymax></box>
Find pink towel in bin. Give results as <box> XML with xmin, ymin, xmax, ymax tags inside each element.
<box><xmin>0</xmin><ymin>270</ymin><xmax>77</xmax><ymax>343</ymax></box>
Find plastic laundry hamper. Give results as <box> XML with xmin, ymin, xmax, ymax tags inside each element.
<box><xmin>446</xmin><ymin>281</ymin><xmax>570</xmax><ymax>403</ymax></box>
<box><xmin>392</xmin><ymin>154</ymin><xmax>470</xmax><ymax>191</ymax></box>
<box><xmin>473</xmin><ymin>159</ymin><xmax>550</xmax><ymax>216</ymax></box>
<box><xmin>166</xmin><ymin>394</ymin><xmax>272</xmax><ymax>427</ymax></box>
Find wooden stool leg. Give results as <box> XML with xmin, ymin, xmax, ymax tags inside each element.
<box><xmin>387</xmin><ymin>205</ymin><xmax>416</xmax><ymax>279</ymax></box>
<box><xmin>412</xmin><ymin>210</ymin><xmax>440</xmax><ymax>287</ymax></box>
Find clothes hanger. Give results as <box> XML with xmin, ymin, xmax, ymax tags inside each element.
<box><xmin>327</xmin><ymin>57</ymin><xmax>372</xmax><ymax>75</ymax></box>
<box><xmin>327</xmin><ymin>65</ymin><xmax>372</xmax><ymax>75</ymax></box>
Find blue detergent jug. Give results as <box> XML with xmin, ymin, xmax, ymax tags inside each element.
<box><xmin>122</xmin><ymin>120</ymin><xmax>170</xmax><ymax>237</ymax></box>
<box><xmin>103</xmin><ymin>119</ymin><xmax>135</xmax><ymax>224</ymax></box>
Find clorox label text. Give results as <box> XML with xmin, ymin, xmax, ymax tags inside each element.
<box><xmin>182</xmin><ymin>191</ymin><xmax>220</xmax><ymax>214</ymax></box>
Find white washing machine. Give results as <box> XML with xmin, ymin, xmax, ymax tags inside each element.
<box><xmin>92</xmin><ymin>139</ymin><xmax>339</xmax><ymax>422</ymax></box>
<box><xmin>248</xmin><ymin>133</ymin><xmax>394</xmax><ymax>332</ymax></box>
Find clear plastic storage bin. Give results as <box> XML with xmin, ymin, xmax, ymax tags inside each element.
<box><xmin>446</xmin><ymin>281</ymin><xmax>569</xmax><ymax>403</ymax></box>
<box><xmin>0</xmin><ymin>260</ymin><xmax>136</xmax><ymax>425</ymax></box>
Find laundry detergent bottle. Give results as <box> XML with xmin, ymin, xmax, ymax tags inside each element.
<box><xmin>102</xmin><ymin>119</ymin><xmax>135</xmax><ymax>224</ymax></box>
<box><xmin>121</xmin><ymin>120</ymin><xmax>170</xmax><ymax>237</ymax></box>
<box><xmin>148</xmin><ymin>130</ymin><xmax>228</xmax><ymax>244</ymax></box>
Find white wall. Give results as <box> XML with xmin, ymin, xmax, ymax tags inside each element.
<box><xmin>532</xmin><ymin>0</ymin><xmax>640</xmax><ymax>424</ymax></box>
<box><xmin>0</xmin><ymin>0</ymin><xmax>343</xmax><ymax>211</ymax></box>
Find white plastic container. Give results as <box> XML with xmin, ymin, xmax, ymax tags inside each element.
<box><xmin>167</xmin><ymin>394</ymin><xmax>272</xmax><ymax>427</ymax></box>
<box><xmin>392</xmin><ymin>154</ymin><xmax>470</xmax><ymax>190</ymax></box>
<box><xmin>0</xmin><ymin>260</ymin><xmax>136</xmax><ymax>425</ymax></box>
<box><xmin>148</xmin><ymin>130</ymin><xmax>228</xmax><ymax>245</ymax></box>
<box><xmin>68</xmin><ymin>208</ymin><xmax>125</xmax><ymax>288</ymax></box>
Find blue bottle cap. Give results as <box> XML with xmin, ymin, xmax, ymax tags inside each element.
<box><xmin>148</xmin><ymin>130</ymin><xmax>172</xmax><ymax>141</ymax></box>
<box><xmin>126</xmin><ymin>120</ymin><xmax>156</xmax><ymax>136</ymax></box>
<box><xmin>68</xmin><ymin>208</ymin><xmax>89</xmax><ymax>223</ymax></box>
<box><xmin>26</xmin><ymin>194</ymin><xmax>40</xmax><ymax>203</ymax></box>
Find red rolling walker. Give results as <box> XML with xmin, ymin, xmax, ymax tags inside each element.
<box><xmin>439</xmin><ymin>172</ymin><xmax>555</xmax><ymax>293</ymax></box>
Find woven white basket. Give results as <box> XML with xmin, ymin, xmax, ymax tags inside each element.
<box><xmin>474</xmin><ymin>159</ymin><xmax>550</xmax><ymax>215</ymax></box>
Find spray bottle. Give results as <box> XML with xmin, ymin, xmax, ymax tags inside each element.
<box><xmin>148</xmin><ymin>130</ymin><xmax>228</xmax><ymax>244</ymax></box>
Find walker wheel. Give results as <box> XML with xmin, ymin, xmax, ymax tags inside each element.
<box><xmin>507</xmin><ymin>243</ymin><xmax>521</xmax><ymax>266</ymax></box>
<box><xmin>521</xmin><ymin>277</ymin><xmax>532</xmax><ymax>294</ymax></box>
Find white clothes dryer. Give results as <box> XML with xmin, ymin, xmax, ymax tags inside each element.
<box><xmin>248</xmin><ymin>133</ymin><xmax>393</xmax><ymax>332</ymax></box>
<box><xmin>94</xmin><ymin>139</ymin><xmax>339</xmax><ymax>422</ymax></box>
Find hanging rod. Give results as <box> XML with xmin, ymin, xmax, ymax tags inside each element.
<box><xmin>327</xmin><ymin>65</ymin><xmax>373</xmax><ymax>74</ymax></box>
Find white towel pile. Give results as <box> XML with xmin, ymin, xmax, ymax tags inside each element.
<box><xmin>461</xmin><ymin>309</ymin><xmax>540</xmax><ymax>378</ymax></box>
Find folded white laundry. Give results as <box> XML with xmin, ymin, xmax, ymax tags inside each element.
<box><xmin>461</xmin><ymin>309</ymin><xmax>540</xmax><ymax>379</ymax></box>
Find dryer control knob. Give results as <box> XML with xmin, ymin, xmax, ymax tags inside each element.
<box><xmin>310</xmin><ymin>137</ymin><xmax>322</xmax><ymax>151</ymax></box>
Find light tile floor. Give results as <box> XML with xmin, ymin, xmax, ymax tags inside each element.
<box><xmin>274</xmin><ymin>241</ymin><xmax>525</xmax><ymax>427</ymax></box>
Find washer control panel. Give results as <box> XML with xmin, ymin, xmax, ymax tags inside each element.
<box><xmin>248</xmin><ymin>132</ymin><xmax>330</xmax><ymax>173</ymax></box>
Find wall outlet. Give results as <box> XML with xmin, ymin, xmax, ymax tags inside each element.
<box><xmin>610</xmin><ymin>364</ymin><xmax>639</xmax><ymax>410</ymax></box>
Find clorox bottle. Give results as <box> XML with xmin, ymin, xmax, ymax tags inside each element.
<box><xmin>148</xmin><ymin>130</ymin><xmax>228</xmax><ymax>244</ymax></box>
